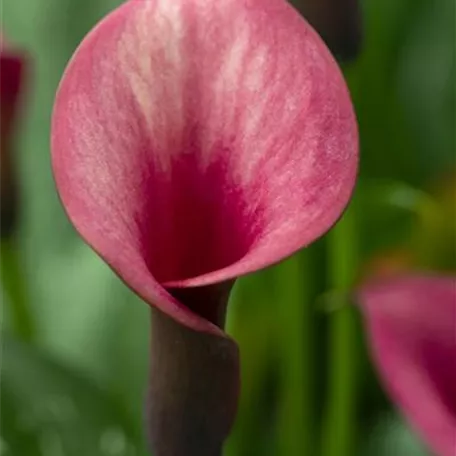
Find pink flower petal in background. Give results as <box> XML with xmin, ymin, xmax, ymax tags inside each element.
<box><xmin>52</xmin><ymin>0</ymin><xmax>357</xmax><ymax>332</ymax></box>
<box><xmin>358</xmin><ymin>275</ymin><xmax>456</xmax><ymax>456</ymax></box>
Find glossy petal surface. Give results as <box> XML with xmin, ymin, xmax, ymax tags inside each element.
<box><xmin>52</xmin><ymin>0</ymin><xmax>357</xmax><ymax>332</ymax></box>
<box><xmin>359</xmin><ymin>276</ymin><xmax>456</xmax><ymax>456</ymax></box>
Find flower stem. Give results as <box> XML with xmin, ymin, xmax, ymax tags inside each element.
<box><xmin>322</xmin><ymin>205</ymin><xmax>359</xmax><ymax>456</ymax></box>
<box><xmin>146</xmin><ymin>284</ymin><xmax>240</xmax><ymax>456</ymax></box>
<box><xmin>0</xmin><ymin>238</ymin><xmax>35</xmax><ymax>343</ymax></box>
<box><xmin>276</xmin><ymin>249</ymin><xmax>316</xmax><ymax>456</ymax></box>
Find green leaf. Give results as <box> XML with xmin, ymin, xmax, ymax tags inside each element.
<box><xmin>397</xmin><ymin>0</ymin><xmax>455</xmax><ymax>172</ymax></box>
<box><xmin>0</xmin><ymin>334</ymin><xmax>142</xmax><ymax>456</ymax></box>
<box><xmin>361</xmin><ymin>413</ymin><xmax>431</xmax><ymax>456</ymax></box>
<box><xmin>353</xmin><ymin>179</ymin><xmax>436</xmax><ymax>258</ymax></box>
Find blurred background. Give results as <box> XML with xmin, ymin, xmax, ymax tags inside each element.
<box><xmin>1</xmin><ymin>0</ymin><xmax>454</xmax><ymax>455</ymax></box>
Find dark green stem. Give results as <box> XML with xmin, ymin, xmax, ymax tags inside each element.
<box><xmin>1</xmin><ymin>238</ymin><xmax>35</xmax><ymax>343</ymax></box>
<box><xmin>322</xmin><ymin>206</ymin><xmax>359</xmax><ymax>456</ymax></box>
<box><xmin>276</xmin><ymin>250</ymin><xmax>315</xmax><ymax>456</ymax></box>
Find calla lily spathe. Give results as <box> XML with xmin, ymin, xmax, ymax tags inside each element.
<box><xmin>52</xmin><ymin>0</ymin><xmax>357</xmax><ymax>331</ymax></box>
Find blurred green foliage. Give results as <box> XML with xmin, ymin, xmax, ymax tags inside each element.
<box><xmin>1</xmin><ymin>0</ymin><xmax>454</xmax><ymax>455</ymax></box>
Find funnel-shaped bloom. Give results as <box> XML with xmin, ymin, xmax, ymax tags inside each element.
<box><xmin>51</xmin><ymin>0</ymin><xmax>357</xmax><ymax>453</ymax></box>
<box><xmin>1</xmin><ymin>35</ymin><xmax>23</xmax><ymax>236</ymax></box>
<box><xmin>52</xmin><ymin>0</ymin><xmax>357</xmax><ymax>331</ymax></box>
<box><xmin>358</xmin><ymin>276</ymin><xmax>456</xmax><ymax>456</ymax></box>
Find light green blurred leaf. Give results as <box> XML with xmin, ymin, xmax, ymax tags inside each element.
<box><xmin>0</xmin><ymin>334</ymin><xmax>142</xmax><ymax>456</ymax></box>
<box><xmin>361</xmin><ymin>413</ymin><xmax>432</xmax><ymax>456</ymax></box>
<box><xmin>353</xmin><ymin>178</ymin><xmax>434</xmax><ymax>258</ymax></box>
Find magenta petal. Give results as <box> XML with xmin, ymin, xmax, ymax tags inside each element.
<box><xmin>52</xmin><ymin>0</ymin><xmax>357</xmax><ymax>332</ymax></box>
<box><xmin>358</xmin><ymin>275</ymin><xmax>456</xmax><ymax>456</ymax></box>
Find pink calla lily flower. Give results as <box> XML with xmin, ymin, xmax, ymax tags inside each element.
<box><xmin>1</xmin><ymin>34</ymin><xmax>24</xmax><ymax>236</ymax></box>
<box><xmin>358</xmin><ymin>275</ymin><xmax>456</xmax><ymax>456</ymax></box>
<box><xmin>51</xmin><ymin>0</ymin><xmax>357</xmax><ymax>453</ymax></box>
<box><xmin>52</xmin><ymin>0</ymin><xmax>358</xmax><ymax>334</ymax></box>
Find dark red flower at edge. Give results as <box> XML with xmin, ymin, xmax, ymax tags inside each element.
<box><xmin>1</xmin><ymin>35</ymin><xmax>23</xmax><ymax>237</ymax></box>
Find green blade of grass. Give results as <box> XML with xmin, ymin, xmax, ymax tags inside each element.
<box><xmin>1</xmin><ymin>238</ymin><xmax>35</xmax><ymax>343</ymax></box>
<box><xmin>275</xmin><ymin>249</ymin><xmax>316</xmax><ymax>456</ymax></box>
<box><xmin>322</xmin><ymin>205</ymin><xmax>360</xmax><ymax>456</ymax></box>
